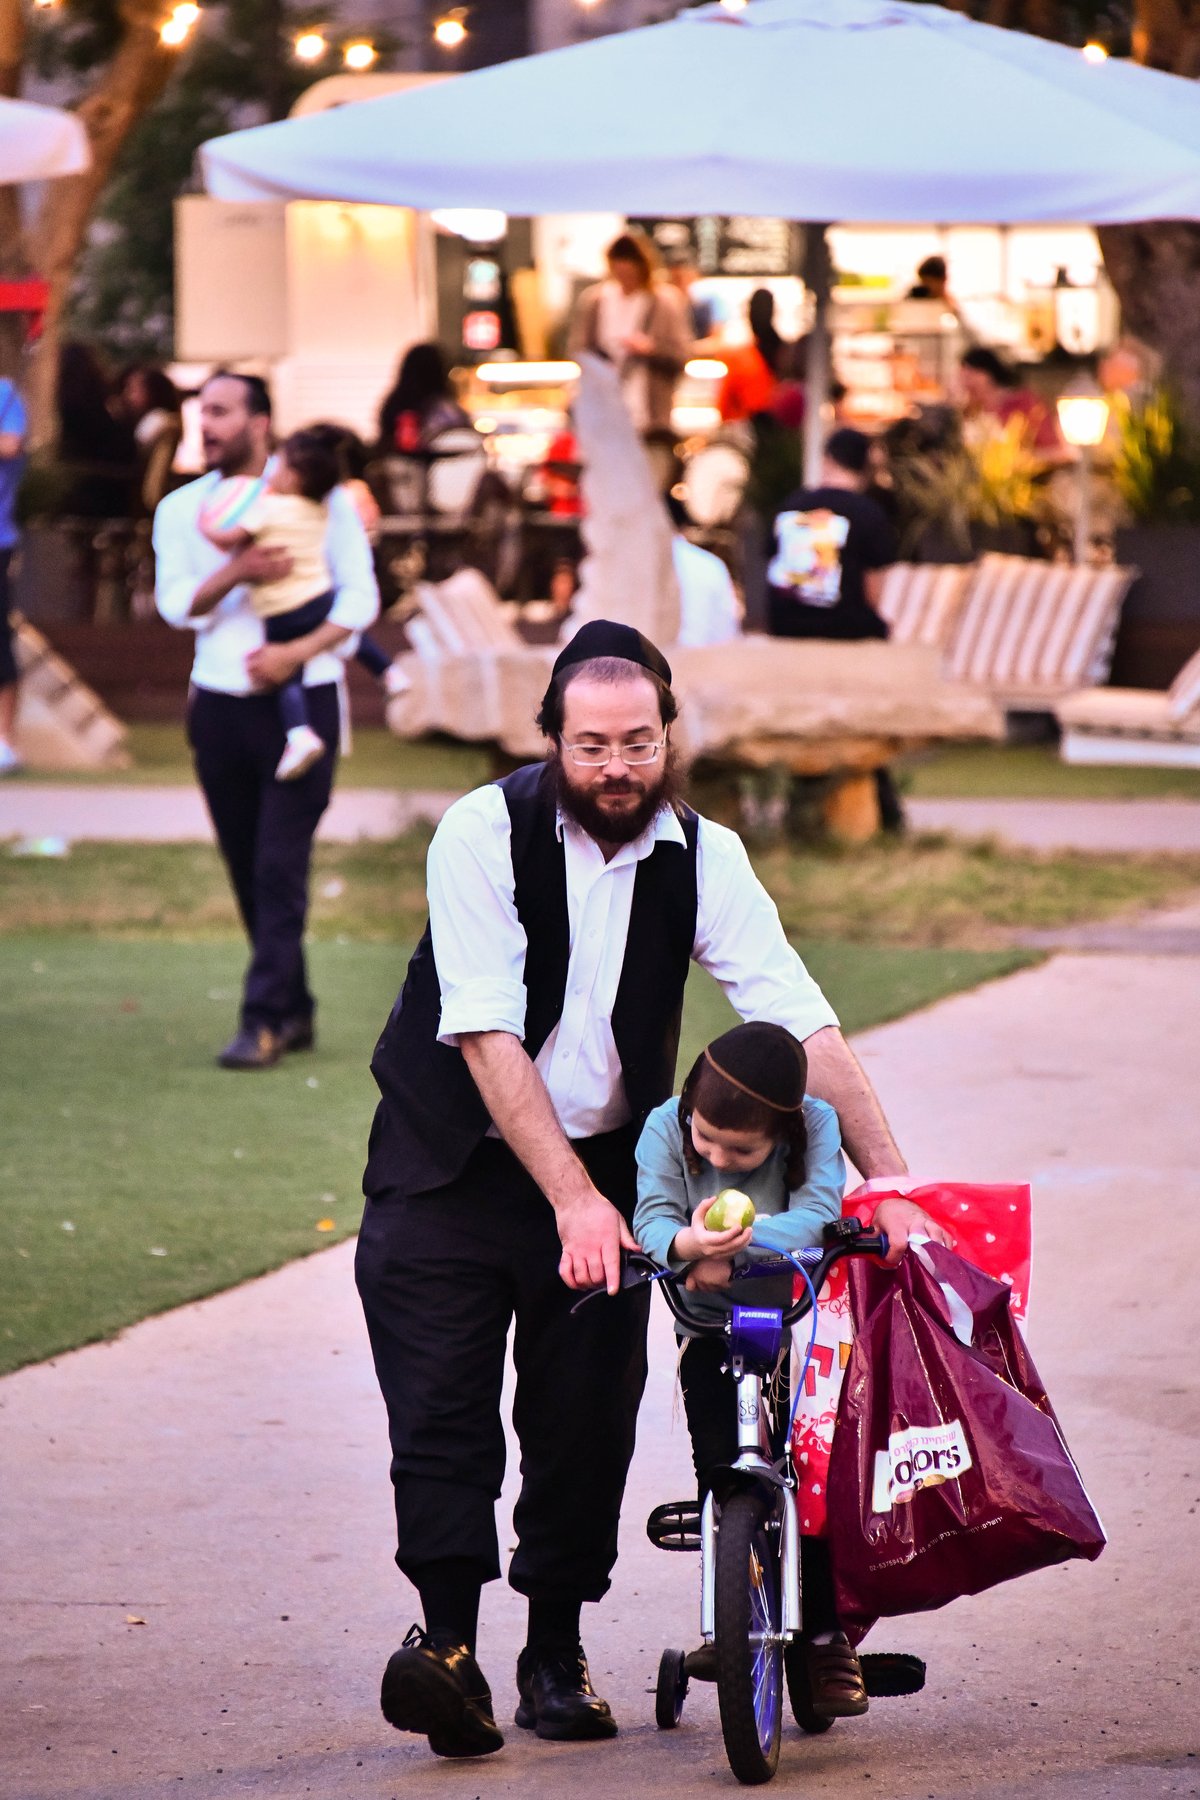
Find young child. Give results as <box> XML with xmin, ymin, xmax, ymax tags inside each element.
<box><xmin>634</xmin><ymin>1021</ymin><xmax>864</xmax><ymax>1719</ymax></box>
<box><xmin>200</xmin><ymin>429</ymin><xmax>408</xmax><ymax>782</ymax></box>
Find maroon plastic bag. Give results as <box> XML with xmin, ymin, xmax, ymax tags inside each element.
<box><xmin>827</xmin><ymin>1238</ymin><xmax>1105</xmax><ymax>1638</ymax></box>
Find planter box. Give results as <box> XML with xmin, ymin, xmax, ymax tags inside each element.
<box><xmin>1110</xmin><ymin>524</ymin><xmax>1200</xmax><ymax>690</ymax></box>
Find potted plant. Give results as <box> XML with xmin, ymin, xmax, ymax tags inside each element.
<box><xmin>1109</xmin><ymin>387</ymin><xmax>1200</xmax><ymax>688</ymax></box>
<box><xmin>882</xmin><ymin>407</ymin><xmax>1043</xmax><ymax>563</ymax></box>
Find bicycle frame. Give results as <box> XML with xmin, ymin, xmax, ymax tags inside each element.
<box><xmin>698</xmin><ymin>1304</ymin><xmax>803</xmax><ymax>1650</ymax></box>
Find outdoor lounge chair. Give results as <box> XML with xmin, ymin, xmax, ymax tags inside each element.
<box><xmin>12</xmin><ymin>614</ymin><xmax>130</xmax><ymax>771</ymax></box>
<box><xmin>1056</xmin><ymin>645</ymin><xmax>1200</xmax><ymax>769</ymax></box>
<box><xmin>881</xmin><ymin>554</ymin><xmax>1137</xmax><ymax>716</ymax></box>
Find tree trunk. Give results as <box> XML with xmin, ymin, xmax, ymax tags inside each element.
<box><xmin>1096</xmin><ymin>221</ymin><xmax>1200</xmax><ymax>422</ymax></box>
<box><xmin>23</xmin><ymin>2</ymin><xmax>178</xmax><ymax>447</ymax></box>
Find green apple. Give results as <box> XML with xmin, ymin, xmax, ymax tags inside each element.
<box><xmin>704</xmin><ymin>1188</ymin><xmax>756</xmax><ymax>1233</ymax></box>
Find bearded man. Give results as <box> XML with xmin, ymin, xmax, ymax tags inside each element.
<box><xmin>355</xmin><ymin>620</ymin><xmax>913</xmax><ymax>1759</ymax></box>
<box><xmin>153</xmin><ymin>371</ymin><xmax>378</xmax><ymax>1068</ymax></box>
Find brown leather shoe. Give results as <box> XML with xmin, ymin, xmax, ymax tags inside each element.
<box><xmin>381</xmin><ymin>1625</ymin><xmax>504</xmax><ymax>1758</ymax></box>
<box><xmin>216</xmin><ymin>1025</ymin><xmax>283</xmax><ymax>1070</ymax></box>
<box><xmin>802</xmin><ymin>1632</ymin><xmax>869</xmax><ymax>1719</ymax></box>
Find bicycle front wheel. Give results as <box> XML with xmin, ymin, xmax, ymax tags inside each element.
<box><xmin>715</xmin><ymin>1488</ymin><xmax>784</xmax><ymax>1784</ymax></box>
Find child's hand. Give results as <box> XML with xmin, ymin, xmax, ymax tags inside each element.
<box><xmin>870</xmin><ymin>1196</ymin><xmax>956</xmax><ymax>1268</ymax></box>
<box><xmin>685</xmin><ymin>1255</ymin><xmax>736</xmax><ymax>1294</ymax></box>
<box><xmin>673</xmin><ymin>1194</ymin><xmax>753</xmax><ymax>1266</ymax></box>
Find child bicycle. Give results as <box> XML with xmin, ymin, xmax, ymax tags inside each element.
<box><xmin>586</xmin><ymin>1216</ymin><xmax>925</xmax><ymax>1786</ymax></box>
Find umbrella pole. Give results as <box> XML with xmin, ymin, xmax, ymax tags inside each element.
<box><xmin>802</xmin><ymin>223</ymin><xmax>833</xmax><ymax>486</ymax></box>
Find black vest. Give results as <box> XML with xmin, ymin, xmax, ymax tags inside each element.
<box><xmin>364</xmin><ymin>762</ymin><xmax>700</xmax><ymax>1198</ymax></box>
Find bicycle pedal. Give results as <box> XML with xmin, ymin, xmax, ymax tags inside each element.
<box><xmin>646</xmin><ymin>1499</ymin><xmax>702</xmax><ymax>1551</ymax></box>
<box><xmin>860</xmin><ymin>1652</ymin><xmax>926</xmax><ymax>1697</ymax></box>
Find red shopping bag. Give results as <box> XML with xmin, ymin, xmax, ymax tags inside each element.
<box><xmin>791</xmin><ymin>1180</ymin><xmax>1031</xmax><ymax>1536</ymax></box>
<box><xmin>826</xmin><ymin>1238</ymin><xmax>1105</xmax><ymax>1638</ymax></box>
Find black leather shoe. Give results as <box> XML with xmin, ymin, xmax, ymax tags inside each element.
<box><xmin>514</xmin><ymin>1642</ymin><xmax>618</xmax><ymax>1741</ymax></box>
<box><xmin>216</xmin><ymin>1025</ymin><xmax>282</xmax><ymax>1070</ymax></box>
<box><xmin>380</xmin><ymin>1624</ymin><xmax>504</xmax><ymax>1758</ymax></box>
<box><xmin>277</xmin><ymin>1014</ymin><xmax>315</xmax><ymax>1052</ymax></box>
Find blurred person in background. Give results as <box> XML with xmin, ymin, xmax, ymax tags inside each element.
<box><xmin>119</xmin><ymin>365</ymin><xmax>183</xmax><ymax>511</ymax></box>
<box><xmin>377</xmin><ymin>343</ymin><xmax>471</xmax><ymax>455</ymax></box>
<box><xmin>662</xmin><ymin>248</ymin><xmax>716</xmax><ymax>343</ymax></box>
<box><xmin>569</xmin><ymin>231</ymin><xmax>691</xmax><ymax>446</ymax></box>
<box><xmin>718</xmin><ymin>287</ymin><xmax>792</xmax><ymax>425</ymax></box>
<box><xmin>56</xmin><ymin>341</ymin><xmax>138</xmax><ymax>517</ymax></box>
<box><xmin>765</xmin><ymin>426</ymin><xmax>903</xmax><ymax>828</ymax></box>
<box><xmin>958</xmin><ymin>345</ymin><xmax>1064</xmax><ymax>460</ymax></box>
<box><xmin>0</xmin><ymin>364</ymin><xmax>27</xmax><ymax>774</ymax></box>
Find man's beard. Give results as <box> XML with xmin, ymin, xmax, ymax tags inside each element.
<box><xmin>204</xmin><ymin>426</ymin><xmax>257</xmax><ymax>477</ymax></box>
<box><xmin>550</xmin><ymin>740</ymin><xmax>684</xmax><ymax>846</ymax></box>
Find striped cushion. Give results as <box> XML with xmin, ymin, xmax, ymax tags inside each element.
<box><xmin>946</xmin><ymin>555</ymin><xmax>1133</xmax><ymax>694</ymax></box>
<box><xmin>877</xmin><ymin>563</ymin><xmax>972</xmax><ymax>648</ymax></box>
<box><xmin>1166</xmin><ymin>645</ymin><xmax>1200</xmax><ymax>721</ymax></box>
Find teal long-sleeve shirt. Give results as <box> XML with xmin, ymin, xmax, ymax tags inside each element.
<box><xmin>633</xmin><ymin>1096</ymin><xmax>846</xmax><ymax>1334</ymax></box>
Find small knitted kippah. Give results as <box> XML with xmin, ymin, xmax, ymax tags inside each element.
<box><xmin>703</xmin><ymin>1022</ymin><xmax>807</xmax><ymax>1113</ymax></box>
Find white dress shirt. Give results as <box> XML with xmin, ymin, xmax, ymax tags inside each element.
<box><xmin>153</xmin><ymin>472</ymin><xmax>379</xmax><ymax>694</ymax></box>
<box><xmin>426</xmin><ymin>783</ymin><xmax>839</xmax><ymax>1141</ymax></box>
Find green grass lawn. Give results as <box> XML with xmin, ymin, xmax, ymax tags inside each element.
<box><xmin>12</xmin><ymin>724</ymin><xmax>1200</xmax><ymax>799</ymax></box>
<box><xmin>902</xmin><ymin>741</ymin><xmax>1200</xmax><ymax>801</ymax></box>
<box><xmin>7</xmin><ymin>821</ymin><xmax>1200</xmax><ymax>1377</ymax></box>
<box><xmin>0</xmin><ymin>925</ymin><xmax>1033</xmax><ymax>1377</ymax></box>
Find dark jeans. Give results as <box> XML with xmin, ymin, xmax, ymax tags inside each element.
<box><xmin>187</xmin><ymin>682</ymin><xmax>338</xmax><ymax>1032</ymax></box>
<box><xmin>679</xmin><ymin>1333</ymin><xmax>839</xmax><ymax>1636</ymax></box>
<box><xmin>0</xmin><ymin>548</ymin><xmax>16</xmax><ymax>689</ymax></box>
<box><xmin>264</xmin><ymin>592</ymin><xmax>335</xmax><ymax>733</ymax></box>
<box><xmin>355</xmin><ymin>1126</ymin><xmax>650</xmax><ymax>1603</ymax></box>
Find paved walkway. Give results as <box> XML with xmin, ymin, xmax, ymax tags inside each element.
<box><xmin>5</xmin><ymin>783</ymin><xmax>1200</xmax><ymax>854</ymax></box>
<box><xmin>3</xmin><ymin>950</ymin><xmax>1197</xmax><ymax>1798</ymax></box>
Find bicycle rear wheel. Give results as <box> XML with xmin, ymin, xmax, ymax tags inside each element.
<box><xmin>715</xmin><ymin>1488</ymin><xmax>784</xmax><ymax>1784</ymax></box>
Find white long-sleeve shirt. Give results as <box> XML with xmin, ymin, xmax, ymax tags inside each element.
<box><xmin>153</xmin><ymin>472</ymin><xmax>379</xmax><ymax>693</ymax></box>
<box><xmin>426</xmin><ymin>784</ymin><xmax>839</xmax><ymax>1141</ymax></box>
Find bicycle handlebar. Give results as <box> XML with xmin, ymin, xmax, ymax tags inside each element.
<box><xmin>570</xmin><ymin>1218</ymin><xmax>889</xmax><ymax>1330</ymax></box>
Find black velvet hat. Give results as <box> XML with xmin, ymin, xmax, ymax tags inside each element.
<box><xmin>548</xmin><ymin>619</ymin><xmax>672</xmax><ymax>688</ymax></box>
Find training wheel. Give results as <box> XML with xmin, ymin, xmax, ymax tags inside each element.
<box><xmin>656</xmin><ymin>1647</ymin><xmax>690</xmax><ymax>1729</ymax></box>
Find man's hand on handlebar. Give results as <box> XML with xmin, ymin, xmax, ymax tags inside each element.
<box><xmin>672</xmin><ymin>1194</ymin><xmax>752</xmax><ymax>1290</ymax></box>
<box><xmin>870</xmin><ymin>1196</ymin><xmax>956</xmax><ymax>1267</ymax></box>
<box><xmin>556</xmin><ymin>1188</ymin><xmax>640</xmax><ymax>1295</ymax></box>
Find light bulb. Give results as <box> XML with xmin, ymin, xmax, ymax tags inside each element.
<box><xmin>343</xmin><ymin>39</ymin><xmax>377</xmax><ymax>69</ymax></box>
<box><xmin>434</xmin><ymin>15</ymin><xmax>467</xmax><ymax>48</ymax></box>
<box><xmin>294</xmin><ymin>30</ymin><xmax>327</xmax><ymax>61</ymax></box>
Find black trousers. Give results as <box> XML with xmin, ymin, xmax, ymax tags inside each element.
<box><xmin>679</xmin><ymin>1334</ymin><xmax>839</xmax><ymax>1636</ymax></box>
<box><xmin>355</xmin><ymin>1126</ymin><xmax>650</xmax><ymax>1602</ymax></box>
<box><xmin>187</xmin><ymin>683</ymin><xmax>338</xmax><ymax>1032</ymax></box>
<box><xmin>0</xmin><ymin>548</ymin><xmax>17</xmax><ymax>689</ymax></box>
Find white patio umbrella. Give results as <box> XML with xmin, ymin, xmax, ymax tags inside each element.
<box><xmin>201</xmin><ymin>0</ymin><xmax>1200</xmax><ymax>474</ymax></box>
<box><xmin>0</xmin><ymin>96</ymin><xmax>90</xmax><ymax>184</ymax></box>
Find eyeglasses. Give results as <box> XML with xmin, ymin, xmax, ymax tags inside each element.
<box><xmin>562</xmin><ymin>736</ymin><xmax>666</xmax><ymax>768</ymax></box>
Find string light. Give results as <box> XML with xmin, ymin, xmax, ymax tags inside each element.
<box><xmin>32</xmin><ymin>0</ymin><xmax>62</xmax><ymax>11</ymax></box>
<box><xmin>1081</xmin><ymin>40</ymin><xmax>1108</xmax><ymax>62</ymax></box>
<box><xmin>159</xmin><ymin>3</ymin><xmax>198</xmax><ymax>46</ymax></box>
<box><xmin>294</xmin><ymin>30</ymin><xmax>328</xmax><ymax>61</ymax></box>
<box><xmin>719</xmin><ymin>0</ymin><xmax>748</xmax><ymax>12</ymax></box>
<box><xmin>434</xmin><ymin>11</ymin><xmax>468</xmax><ymax>48</ymax></box>
<box><xmin>343</xmin><ymin>39</ymin><xmax>377</xmax><ymax>69</ymax></box>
